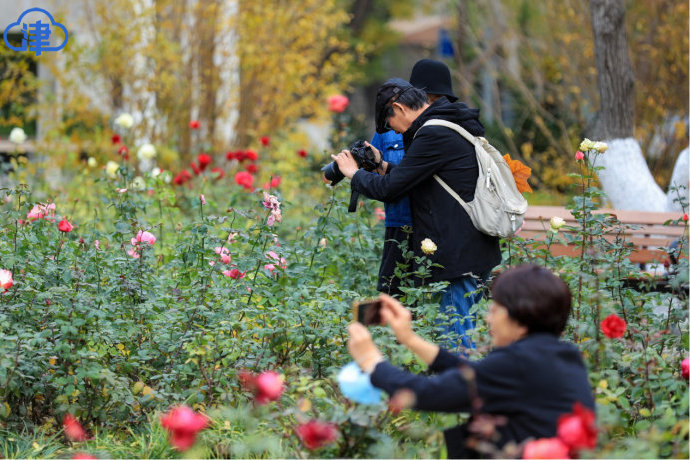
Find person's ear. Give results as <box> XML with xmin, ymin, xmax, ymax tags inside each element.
<box><xmin>391</xmin><ymin>101</ymin><xmax>405</xmax><ymax>115</ymax></box>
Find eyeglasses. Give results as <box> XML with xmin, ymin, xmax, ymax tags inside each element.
<box><xmin>383</xmin><ymin>86</ymin><xmax>413</xmax><ymax>132</ymax></box>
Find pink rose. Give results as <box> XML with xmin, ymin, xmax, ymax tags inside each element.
<box><xmin>0</xmin><ymin>269</ymin><xmax>13</xmax><ymax>291</ymax></box>
<box><xmin>522</xmin><ymin>438</ymin><xmax>570</xmax><ymax>459</ymax></box>
<box><xmin>132</xmin><ymin>230</ymin><xmax>156</xmax><ymax>246</ymax></box>
<box><xmin>223</xmin><ymin>268</ymin><xmax>246</xmax><ymax>279</ymax></box>
<box><xmin>328</xmin><ymin>94</ymin><xmax>349</xmax><ymax>113</ymax></box>
<box><xmin>63</xmin><ymin>413</ymin><xmax>88</xmax><ymax>442</ymax></box>
<box><xmin>682</xmin><ymin>357</ymin><xmax>689</xmax><ymax>380</ymax></box>
<box><xmin>200</xmin><ymin>194</ymin><xmax>206</xmax><ymax>205</ymax></box>
<box><xmin>254</xmin><ymin>371</ymin><xmax>284</xmax><ymax>404</ymax></box>
<box><xmin>575</xmin><ymin>151</ymin><xmax>585</xmax><ymax>161</ymax></box>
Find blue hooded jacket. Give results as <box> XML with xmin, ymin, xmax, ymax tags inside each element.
<box><xmin>369</xmin><ymin>130</ymin><xmax>412</xmax><ymax>227</ymax></box>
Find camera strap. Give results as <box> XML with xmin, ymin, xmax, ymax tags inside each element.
<box><xmin>348</xmin><ymin>190</ymin><xmax>359</xmax><ymax>212</ymax></box>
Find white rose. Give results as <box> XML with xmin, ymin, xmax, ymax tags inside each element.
<box><xmin>150</xmin><ymin>167</ymin><xmax>162</xmax><ymax>177</ymax></box>
<box><xmin>549</xmin><ymin>216</ymin><xmax>566</xmax><ymax>232</ymax></box>
<box><xmin>319</xmin><ymin>238</ymin><xmax>327</xmax><ymax>248</ymax></box>
<box><xmin>87</xmin><ymin>157</ymin><xmax>97</xmax><ymax>168</ymax></box>
<box><xmin>105</xmin><ymin>161</ymin><xmax>120</xmax><ymax>178</ymax></box>
<box><xmin>137</xmin><ymin>143</ymin><xmax>156</xmax><ymax>161</ymax></box>
<box><xmin>9</xmin><ymin>127</ymin><xmax>27</xmax><ymax>144</ymax></box>
<box><xmin>592</xmin><ymin>141</ymin><xmax>608</xmax><ymax>153</ymax></box>
<box><xmin>131</xmin><ymin>176</ymin><xmax>146</xmax><ymax>190</ymax></box>
<box><xmin>114</xmin><ymin>113</ymin><xmax>134</xmax><ymax>129</ymax></box>
<box><xmin>160</xmin><ymin>170</ymin><xmax>172</xmax><ymax>184</ymax></box>
<box><xmin>578</xmin><ymin>138</ymin><xmax>595</xmax><ymax>151</ymax></box>
<box><xmin>421</xmin><ymin>238</ymin><xmax>437</xmax><ymax>255</ymax></box>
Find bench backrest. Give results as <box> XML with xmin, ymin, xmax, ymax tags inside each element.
<box><xmin>518</xmin><ymin>205</ymin><xmax>687</xmax><ymax>265</ymax></box>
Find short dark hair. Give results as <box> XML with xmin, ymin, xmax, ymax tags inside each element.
<box><xmin>490</xmin><ymin>265</ymin><xmax>572</xmax><ymax>335</ymax></box>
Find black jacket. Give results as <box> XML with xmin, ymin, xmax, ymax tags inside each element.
<box><xmin>370</xmin><ymin>334</ymin><xmax>596</xmax><ymax>458</ymax></box>
<box><xmin>351</xmin><ymin>99</ymin><xmax>501</xmax><ymax>282</ymax></box>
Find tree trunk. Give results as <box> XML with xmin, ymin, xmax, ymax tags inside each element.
<box><xmin>589</xmin><ymin>0</ymin><xmax>635</xmax><ymax>139</ymax></box>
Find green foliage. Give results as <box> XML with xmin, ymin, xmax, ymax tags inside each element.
<box><xmin>0</xmin><ymin>137</ymin><xmax>687</xmax><ymax>458</ymax></box>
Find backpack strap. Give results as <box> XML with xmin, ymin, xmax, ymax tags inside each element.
<box><xmin>415</xmin><ymin>119</ymin><xmax>477</xmax><ymax>214</ymax></box>
<box><xmin>433</xmin><ymin>174</ymin><xmax>471</xmax><ymax>214</ymax></box>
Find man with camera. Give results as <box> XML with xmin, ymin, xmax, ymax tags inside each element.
<box><xmin>331</xmin><ymin>78</ymin><xmax>501</xmax><ymax>351</ymax></box>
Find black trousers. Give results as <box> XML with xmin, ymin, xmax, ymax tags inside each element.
<box><xmin>377</xmin><ymin>226</ymin><xmax>412</xmax><ymax>297</ymax></box>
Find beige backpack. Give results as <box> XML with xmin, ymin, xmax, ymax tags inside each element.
<box><xmin>418</xmin><ymin>119</ymin><xmax>528</xmax><ymax>238</ymax></box>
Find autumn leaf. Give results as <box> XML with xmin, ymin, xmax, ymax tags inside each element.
<box><xmin>503</xmin><ymin>154</ymin><xmax>533</xmax><ymax>193</ymax></box>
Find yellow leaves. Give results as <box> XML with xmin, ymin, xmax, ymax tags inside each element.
<box><xmin>503</xmin><ymin>154</ymin><xmax>533</xmax><ymax>193</ymax></box>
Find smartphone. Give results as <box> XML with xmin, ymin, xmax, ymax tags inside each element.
<box><xmin>353</xmin><ymin>300</ymin><xmax>382</xmax><ymax>326</ymax></box>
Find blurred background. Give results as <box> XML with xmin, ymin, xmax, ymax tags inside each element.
<box><xmin>0</xmin><ymin>0</ymin><xmax>688</xmax><ymax>200</ymax></box>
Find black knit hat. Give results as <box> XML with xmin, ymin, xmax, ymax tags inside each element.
<box><xmin>409</xmin><ymin>58</ymin><xmax>458</xmax><ymax>102</ymax></box>
<box><xmin>374</xmin><ymin>78</ymin><xmax>414</xmax><ymax>134</ymax></box>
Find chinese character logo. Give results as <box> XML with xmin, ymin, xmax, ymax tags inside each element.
<box><xmin>3</xmin><ymin>8</ymin><xmax>68</xmax><ymax>56</ymax></box>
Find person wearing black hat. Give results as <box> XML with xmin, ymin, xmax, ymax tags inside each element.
<box><xmin>332</xmin><ymin>77</ymin><xmax>501</xmax><ymax>352</ymax></box>
<box><xmin>369</xmin><ymin>59</ymin><xmax>461</xmax><ymax>298</ymax></box>
<box><xmin>409</xmin><ymin>58</ymin><xmax>459</xmax><ymax>103</ymax></box>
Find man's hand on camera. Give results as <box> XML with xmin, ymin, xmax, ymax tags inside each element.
<box><xmin>331</xmin><ymin>150</ymin><xmax>359</xmax><ymax>179</ymax></box>
<box><xmin>379</xmin><ymin>294</ymin><xmax>415</xmax><ymax>346</ymax></box>
<box><xmin>363</xmin><ymin>141</ymin><xmax>388</xmax><ymax>175</ymax></box>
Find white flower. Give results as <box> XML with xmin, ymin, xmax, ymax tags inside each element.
<box><xmin>137</xmin><ymin>143</ymin><xmax>156</xmax><ymax>161</ymax></box>
<box><xmin>578</xmin><ymin>138</ymin><xmax>595</xmax><ymax>151</ymax></box>
<box><xmin>160</xmin><ymin>170</ymin><xmax>172</xmax><ymax>184</ymax></box>
<box><xmin>87</xmin><ymin>157</ymin><xmax>98</xmax><ymax>168</ymax></box>
<box><xmin>319</xmin><ymin>238</ymin><xmax>327</xmax><ymax>248</ymax></box>
<box><xmin>592</xmin><ymin>141</ymin><xmax>608</xmax><ymax>153</ymax></box>
<box><xmin>138</xmin><ymin>158</ymin><xmax>154</xmax><ymax>173</ymax></box>
<box><xmin>114</xmin><ymin>113</ymin><xmax>134</xmax><ymax>129</ymax></box>
<box><xmin>106</xmin><ymin>161</ymin><xmax>120</xmax><ymax>178</ymax></box>
<box><xmin>549</xmin><ymin>216</ymin><xmax>566</xmax><ymax>232</ymax></box>
<box><xmin>150</xmin><ymin>167</ymin><xmax>162</xmax><ymax>177</ymax></box>
<box><xmin>421</xmin><ymin>238</ymin><xmax>437</xmax><ymax>255</ymax></box>
<box><xmin>131</xmin><ymin>176</ymin><xmax>146</xmax><ymax>191</ymax></box>
<box><xmin>9</xmin><ymin>127</ymin><xmax>27</xmax><ymax>144</ymax></box>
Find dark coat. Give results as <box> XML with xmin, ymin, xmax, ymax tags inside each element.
<box><xmin>351</xmin><ymin>98</ymin><xmax>501</xmax><ymax>282</ymax></box>
<box><xmin>370</xmin><ymin>333</ymin><xmax>596</xmax><ymax>458</ymax></box>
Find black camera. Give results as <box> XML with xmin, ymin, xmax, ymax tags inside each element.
<box><xmin>322</xmin><ymin>140</ymin><xmax>380</xmax><ymax>186</ymax></box>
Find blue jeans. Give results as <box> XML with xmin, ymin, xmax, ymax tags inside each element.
<box><xmin>437</xmin><ymin>274</ymin><xmax>486</xmax><ymax>353</ymax></box>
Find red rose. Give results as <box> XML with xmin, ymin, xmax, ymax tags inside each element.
<box><xmin>523</xmin><ymin>438</ymin><xmax>570</xmax><ymax>459</ymax></box>
<box><xmin>225</xmin><ymin>151</ymin><xmax>235</xmax><ymax>161</ymax></box>
<box><xmin>58</xmin><ymin>219</ymin><xmax>74</xmax><ymax>233</ymax></box>
<box><xmin>224</xmin><ymin>268</ymin><xmax>246</xmax><ymax>279</ymax></box>
<box><xmin>198</xmin><ymin>154</ymin><xmax>212</xmax><ymax>171</ymax></box>
<box><xmin>244</xmin><ymin>149</ymin><xmax>258</xmax><ymax>161</ymax></box>
<box><xmin>295</xmin><ymin>420</ymin><xmax>339</xmax><ymax>450</ymax></box>
<box><xmin>63</xmin><ymin>413</ymin><xmax>88</xmax><ymax>442</ymax></box>
<box><xmin>260</xmin><ymin>136</ymin><xmax>270</xmax><ymax>146</ymax></box>
<box><xmin>234</xmin><ymin>171</ymin><xmax>254</xmax><ymax>190</ymax></box>
<box><xmin>297</xmin><ymin>149</ymin><xmax>308</xmax><ymax>158</ymax></box>
<box><xmin>160</xmin><ymin>405</ymin><xmax>209</xmax><ymax>451</ymax></box>
<box><xmin>173</xmin><ymin>170</ymin><xmax>192</xmax><ymax>185</ymax></box>
<box><xmin>235</xmin><ymin>150</ymin><xmax>246</xmax><ymax>161</ymax></box>
<box><xmin>246</xmin><ymin>164</ymin><xmax>258</xmax><ymax>174</ymax></box>
<box><xmin>557</xmin><ymin>402</ymin><xmax>597</xmax><ymax>451</ymax></box>
<box><xmin>190</xmin><ymin>162</ymin><xmax>201</xmax><ymax>175</ymax></box>
<box><xmin>601</xmin><ymin>314</ymin><xmax>626</xmax><ymax>339</ymax></box>
<box><xmin>211</xmin><ymin>167</ymin><xmax>225</xmax><ymax>179</ymax></box>
<box><xmin>683</xmin><ymin>213</ymin><xmax>688</xmax><ymax>222</ymax></box>
<box><xmin>111</xmin><ymin>134</ymin><xmax>121</xmax><ymax>144</ymax></box>
<box><xmin>328</xmin><ymin>94</ymin><xmax>349</xmax><ymax>113</ymax></box>
<box><xmin>270</xmin><ymin>176</ymin><xmax>281</xmax><ymax>188</ymax></box>
<box><xmin>682</xmin><ymin>357</ymin><xmax>689</xmax><ymax>380</ymax></box>
<box><xmin>189</xmin><ymin>120</ymin><xmax>201</xmax><ymax>129</ymax></box>
<box><xmin>118</xmin><ymin>146</ymin><xmax>129</xmax><ymax>160</ymax></box>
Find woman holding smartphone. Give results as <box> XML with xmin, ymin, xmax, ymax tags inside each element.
<box><xmin>347</xmin><ymin>264</ymin><xmax>595</xmax><ymax>458</ymax></box>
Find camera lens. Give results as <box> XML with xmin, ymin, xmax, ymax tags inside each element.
<box><xmin>321</xmin><ymin>161</ymin><xmax>345</xmax><ymax>186</ymax></box>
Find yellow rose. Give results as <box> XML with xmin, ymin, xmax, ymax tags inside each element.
<box><xmin>106</xmin><ymin>161</ymin><xmax>120</xmax><ymax>179</ymax></box>
<box><xmin>421</xmin><ymin>238</ymin><xmax>437</xmax><ymax>255</ymax></box>
<box><xmin>549</xmin><ymin>216</ymin><xmax>566</xmax><ymax>232</ymax></box>
<box><xmin>593</xmin><ymin>141</ymin><xmax>608</xmax><ymax>153</ymax></box>
<box><xmin>579</xmin><ymin>138</ymin><xmax>595</xmax><ymax>151</ymax></box>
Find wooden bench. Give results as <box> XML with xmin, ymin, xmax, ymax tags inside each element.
<box><xmin>518</xmin><ymin>205</ymin><xmax>687</xmax><ymax>268</ymax></box>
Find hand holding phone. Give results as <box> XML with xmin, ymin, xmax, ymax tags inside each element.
<box><xmin>353</xmin><ymin>300</ymin><xmax>383</xmax><ymax>326</ymax></box>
